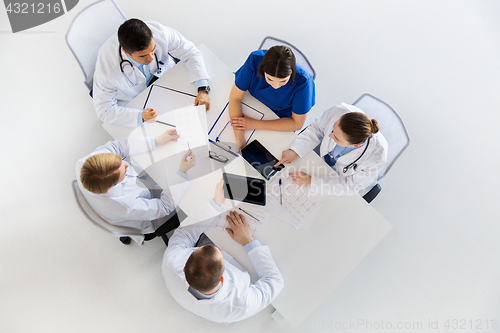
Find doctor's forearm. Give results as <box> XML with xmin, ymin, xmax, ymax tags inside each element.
<box><xmin>229</xmin><ymin>98</ymin><xmax>245</xmax><ymax>145</ymax></box>
<box><xmin>254</xmin><ymin>118</ymin><xmax>303</xmax><ymax>132</ymax></box>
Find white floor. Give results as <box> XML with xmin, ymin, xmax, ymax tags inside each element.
<box><xmin>1</xmin><ymin>0</ymin><xmax>500</xmax><ymax>332</ymax></box>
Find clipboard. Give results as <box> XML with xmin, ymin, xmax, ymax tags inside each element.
<box><xmin>208</xmin><ymin>102</ymin><xmax>264</xmax><ymax>156</ymax></box>
<box><xmin>143</xmin><ymin>85</ymin><xmax>197</xmax><ymax>125</ymax></box>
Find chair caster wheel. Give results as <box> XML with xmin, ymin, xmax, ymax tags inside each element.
<box><xmin>119</xmin><ymin>237</ymin><xmax>131</xmax><ymax>245</ymax></box>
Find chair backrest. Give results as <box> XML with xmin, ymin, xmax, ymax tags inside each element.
<box><xmin>66</xmin><ymin>0</ymin><xmax>126</xmax><ymax>90</ymax></box>
<box><xmin>71</xmin><ymin>180</ymin><xmax>145</xmax><ymax>246</ymax></box>
<box><xmin>258</xmin><ymin>36</ymin><xmax>316</xmax><ymax>80</ymax></box>
<box><xmin>352</xmin><ymin>93</ymin><xmax>410</xmax><ymax>180</ymax></box>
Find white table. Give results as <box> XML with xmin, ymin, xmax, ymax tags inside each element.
<box><xmin>103</xmin><ymin>45</ymin><xmax>392</xmax><ymax>329</ymax></box>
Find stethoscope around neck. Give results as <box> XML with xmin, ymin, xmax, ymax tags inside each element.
<box><xmin>328</xmin><ymin>136</ymin><xmax>371</xmax><ymax>173</ymax></box>
<box><xmin>118</xmin><ymin>45</ymin><xmax>164</xmax><ymax>85</ymax></box>
<box><xmin>342</xmin><ymin>137</ymin><xmax>370</xmax><ymax>173</ymax></box>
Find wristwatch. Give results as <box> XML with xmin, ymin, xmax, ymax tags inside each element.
<box><xmin>197</xmin><ymin>86</ymin><xmax>210</xmax><ymax>93</ymax></box>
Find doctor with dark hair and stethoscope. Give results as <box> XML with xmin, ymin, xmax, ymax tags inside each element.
<box><xmin>93</xmin><ymin>19</ymin><xmax>211</xmax><ymax>128</ymax></box>
<box><xmin>275</xmin><ymin>103</ymin><xmax>388</xmax><ymax>196</ymax></box>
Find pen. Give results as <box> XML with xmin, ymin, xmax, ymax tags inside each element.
<box><xmin>186</xmin><ymin>142</ymin><xmax>193</xmax><ymax>161</ymax></box>
<box><xmin>156</xmin><ymin>120</ymin><xmax>176</xmax><ymax>127</ymax></box>
<box><xmin>215</xmin><ymin>121</ymin><xmax>231</xmax><ymax>142</ymax></box>
<box><xmin>238</xmin><ymin>208</ymin><xmax>260</xmax><ymax>222</ymax></box>
<box><xmin>279</xmin><ymin>179</ymin><xmax>283</xmax><ymax>205</ymax></box>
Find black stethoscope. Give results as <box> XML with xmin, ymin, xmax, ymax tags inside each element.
<box><xmin>118</xmin><ymin>46</ymin><xmax>164</xmax><ymax>85</ymax></box>
<box><xmin>342</xmin><ymin>137</ymin><xmax>370</xmax><ymax>173</ymax></box>
<box><xmin>328</xmin><ymin>135</ymin><xmax>371</xmax><ymax>173</ymax></box>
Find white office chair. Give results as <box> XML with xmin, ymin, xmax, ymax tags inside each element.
<box><xmin>66</xmin><ymin>0</ymin><xmax>127</xmax><ymax>91</ymax></box>
<box><xmin>259</xmin><ymin>36</ymin><xmax>316</xmax><ymax>79</ymax></box>
<box><xmin>353</xmin><ymin>93</ymin><xmax>411</xmax><ymax>202</ymax></box>
<box><xmin>71</xmin><ymin>180</ymin><xmax>146</xmax><ymax>246</ymax></box>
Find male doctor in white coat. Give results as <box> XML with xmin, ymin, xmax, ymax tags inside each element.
<box><xmin>93</xmin><ymin>18</ymin><xmax>210</xmax><ymax>128</ymax></box>
<box><xmin>276</xmin><ymin>103</ymin><xmax>388</xmax><ymax>196</ymax></box>
<box><xmin>162</xmin><ymin>180</ymin><xmax>284</xmax><ymax>323</ymax></box>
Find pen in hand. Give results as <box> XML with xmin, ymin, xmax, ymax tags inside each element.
<box><xmin>186</xmin><ymin>142</ymin><xmax>192</xmax><ymax>161</ymax></box>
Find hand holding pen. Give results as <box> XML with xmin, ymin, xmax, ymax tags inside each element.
<box><xmin>142</xmin><ymin>108</ymin><xmax>157</xmax><ymax>123</ymax></box>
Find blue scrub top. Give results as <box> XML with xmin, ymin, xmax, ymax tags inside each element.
<box><xmin>234</xmin><ymin>50</ymin><xmax>315</xmax><ymax>118</ymax></box>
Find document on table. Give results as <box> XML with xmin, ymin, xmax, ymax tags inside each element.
<box><xmin>127</xmin><ymin>104</ymin><xmax>208</xmax><ymax>170</ymax></box>
<box><xmin>143</xmin><ymin>84</ymin><xmax>196</xmax><ymax>119</ymax></box>
<box><xmin>173</xmin><ymin>105</ymin><xmax>208</xmax><ymax>152</ymax></box>
<box><xmin>267</xmin><ymin>170</ymin><xmax>322</xmax><ymax>230</ymax></box>
<box><xmin>208</xmin><ymin>102</ymin><xmax>264</xmax><ymax>153</ymax></box>
<box><xmin>208</xmin><ymin>200</ymin><xmax>270</xmax><ymax>240</ymax></box>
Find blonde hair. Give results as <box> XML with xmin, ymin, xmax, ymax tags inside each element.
<box><xmin>80</xmin><ymin>153</ymin><xmax>122</xmax><ymax>194</ymax></box>
<box><xmin>339</xmin><ymin>112</ymin><xmax>379</xmax><ymax>145</ymax></box>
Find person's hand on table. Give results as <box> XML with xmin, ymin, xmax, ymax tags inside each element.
<box><xmin>225</xmin><ymin>211</ymin><xmax>253</xmax><ymax>246</ymax></box>
<box><xmin>142</xmin><ymin>108</ymin><xmax>157</xmax><ymax>123</ymax></box>
<box><xmin>155</xmin><ymin>129</ymin><xmax>179</xmax><ymax>146</ymax></box>
<box><xmin>290</xmin><ymin>171</ymin><xmax>312</xmax><ymax>186</ymax></box>
<box><xmin>179</xmin><ymin>150</ymin><xmax>196</xmax><ymax>173</ymax></box>
<box><xmin>230</xmin><ymin>115</ymin><xmax>258</xmax><ymax>131</ymax></box>
<box><xmin>213</xmin><ymin>179</ymin><xmax>225</xmax><ymax>206</ymax></box>
<box><xmin>275</xmin><ymin>149</ymin><xmax>298</xmax><ymax>167</ymax></box>
<box><xmin>195</xmin><ymin>91</ymin><xmax>210</xmax><ymax>111</ymax></box>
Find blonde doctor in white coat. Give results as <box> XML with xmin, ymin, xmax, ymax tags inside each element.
<box><xmin>93</xmin><ymin>19</ymin><xmax>210</xmax><ymax>128</ymax></box>
<box><xmin>276</xmin><ymin>103</ymin><xmax>388</xmax><ymax>196</ymax></box>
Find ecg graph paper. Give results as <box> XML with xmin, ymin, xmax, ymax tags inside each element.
<box><xmin>208</xmin><ymin>200</ymin><xmax>270</xmax><ymax>240</ymax></box>
<box><xmin>267</xmin><ymin>173</ymin><xmax>322</xmax><ymax>230</ymax></box>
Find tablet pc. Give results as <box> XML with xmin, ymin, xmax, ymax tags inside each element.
<box><xmin>222</xmin><ymin>173</ymin><xmax>266</xmax><ymax>206</ymax></box>
<box><xmin>240</xmin><ymin>140</ymin><xmax>285</xmax><ymax>181</ymax></box>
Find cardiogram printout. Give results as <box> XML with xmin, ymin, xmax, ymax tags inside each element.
<box><xmin>267</xmin><ymin>170</ymin><xmax>323</xmax><ymax>230</ymax></box>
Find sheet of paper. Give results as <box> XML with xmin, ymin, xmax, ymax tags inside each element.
<box><xmin>208</xmin><ymin>103</ymin><xmax>264</xmax><ymax>148</ymax></box>
<box><xmin>174</xmin><ymin>105</ymin><xmax>208</xmax><ymax>153</ymax></box>
<box><xmin>267</xmin><ymin>170</ymin><xmax>323</xmax><ymax>230</ymax></box>
<box><xmin>143</xmin><ymin>84</ymin><xmax>196</xmax><ymax>118</ymax></box>
<box><xmin>208</xmin><ymin>200</ymin><xmax>270</xmax><ymax>240</ymax></box>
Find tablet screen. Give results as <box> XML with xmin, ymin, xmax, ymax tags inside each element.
<box><xmin>223</xmin><ymin>173</ymin><xmax>266</xmax><ymax>206</ymax></box>
<box><xmin>240</xmin><ymin>140</ymin><xmax>284</xmax><ymax>180</ymax></box>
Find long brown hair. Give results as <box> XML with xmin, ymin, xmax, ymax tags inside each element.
<box><xmin>339</xmin><ymin>112</ymin><xmax>379</xmax><ymax>145</ymax></box>
<box><xmin>257</xmin><ymin>45</ymin><xmax>296</xmax><ymax>83</ymax></box>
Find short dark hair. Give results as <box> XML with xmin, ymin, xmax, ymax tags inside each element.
<box><xmin>339</xmin><ymin>112</ymin><xmax>380</xmax><ymax>145</ymax></box>
<box><xmin>184</xmin><ymin>245</ymin><xmax>224</xmax><ymax>293</ymax></box>
<box><xmin>118</xmin><ymin>19</ymin><xmax>153</xmax><ymax>54</ymax></box>
<box><xmin>257</xmin><ymin>45</ymin><xmax>296</xmax><ymax>83</ymax></box>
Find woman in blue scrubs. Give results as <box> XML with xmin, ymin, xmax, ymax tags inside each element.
<box><xmin>229</xmin><ymin>46</ymin><xmax>315</xmax><ymax>149</ymax></box>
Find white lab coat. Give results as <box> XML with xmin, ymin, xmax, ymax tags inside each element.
<box><xmin>162</xmin><ymin>204</ymin><xmax>284</xmax><ymax>323</ymax></box>
<box><xmin>76</xmin><ymin>138</ymin><xmax>190</xmax><ymax>234</ymax></box>
<box><xmin>289</xmin><ymin>103</ymin><xmax>388</xmax><ymax>196</ymax></box>
<box><xmin>93</xmin><ymin>21</ymin><xmax>209</xmax><ymax>128</ymax></box>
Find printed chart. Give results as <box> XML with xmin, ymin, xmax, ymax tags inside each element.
<box><xmin>267</xmin><ymin>172</ymin><xmax>322</xmax><ymax>230</ymax></box>
<box><xmin>174</xmin><ymin>106</ymin><xmax>207</xmax><ymax>152</ymax></box>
